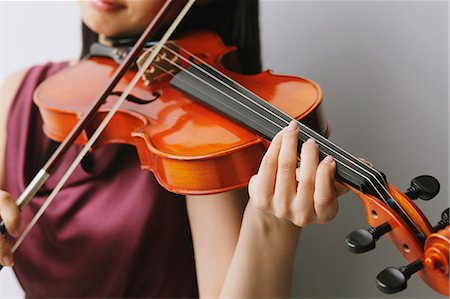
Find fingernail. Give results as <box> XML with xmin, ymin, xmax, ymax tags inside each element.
<box><xmin>359</xmin><ymin>157</ymin><xmax>373</xmax><ymax>167</ymax></box>
<box><xmin>3</xmin><ymin>255</ymin><xmax>13</xmax><ymax>267</ymax></box>
<box><xmin>287</xmin><ymin>120</ymin><xmax>298</xmax><ymax>132</ymax></box>
<box><xmin>305</xmin><ymin>138</ymin><xmax>316</xmax><ymax>144</ymax></box>
<box><xmin>322</xmin><ymin>155</ymin><xmax>335</xmax><ymax>164</ymax></box>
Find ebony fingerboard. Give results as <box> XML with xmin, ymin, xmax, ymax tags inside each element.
<box><xmin>170</xmin><ymin>64</ymin><xmax>388</xmax><ymax>200</ymax></box>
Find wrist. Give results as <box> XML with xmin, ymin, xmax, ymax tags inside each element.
<box><xmin>246</xmin><ymin>199</ymin><xmax>302</xmax><ymax>239</ymax></box>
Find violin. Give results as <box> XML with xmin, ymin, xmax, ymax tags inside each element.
<box><xmin>34</xmin><ymin>30</ymin><xmax>450</xmax><ymax>296</ymax></box>
<box><xmin>2</xmin><ymin>0</ymin><xmax>448</xmax><ymax>296</ymax></box>
<box><xmin>34</xmin><ymin>30</ymin><xmax>328</xmax><ymax>195</ymax></box>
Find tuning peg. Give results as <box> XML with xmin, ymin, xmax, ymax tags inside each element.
<box><xmin>346</xmin><ymin>222</ymin><xmax>391</xmax><ymax>253</ymax></box>
<box><xmin>432</xmin><ymin>208</ymin><xmax>449</xmax><ymax>232</ymax></box>
<box><xmin>376</xmin><ymin>260</ymin><xmax>423</xmax><ymax>294</ymax></box>
<box><xmin>405</xmin><ymin>175</ymin><xmax>440</xmax><ymax>200</ymax></box>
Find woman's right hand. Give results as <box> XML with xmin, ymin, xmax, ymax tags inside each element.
<box><xmin>0</xmin><ymin>190</ymin><xmax>21</xmax><ymax>267</ymax></box>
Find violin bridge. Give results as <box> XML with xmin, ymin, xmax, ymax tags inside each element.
<box><xmin>137</xmin><ymin>41</ymin><xmax>180</xmax><ymax>86</ymax></box>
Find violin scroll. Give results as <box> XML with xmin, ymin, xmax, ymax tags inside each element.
<box><xmin>346</xmin><ymin>176</ymin><xmax>449</xmax><ymax>295</ymax></box>
<box><xmin>374</xmin><ymin>225</ymin><xmax>449</xmax><ymax>294</ymax></box>
<box><xmin>423</xmin><ymin>226</ymin><xmax>450</xmax><ymax>293</ymax></box>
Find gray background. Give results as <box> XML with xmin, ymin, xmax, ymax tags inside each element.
<box><xmin>0</xmin><ymin>1</ymin><xmax>448</xmax><ymax>298</ymax></box>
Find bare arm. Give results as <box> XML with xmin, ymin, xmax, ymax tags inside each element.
<box><xmin>187</xmin><ymin>121</ymin><xmax>347</xmax><ymax>298</ymax></box>
<box><xmin>186</xmin><ymin>188</ymin><xmax>248</xmax><ymax>297</ymax></box>
<box><xmin>0</xmin><ymin>69</ymin><xmax>28</xmax><ymax>266</ymax></box>
<box><xmin>1</xmin><ymin>69</ymin><xmax>28</xmax><ymax>188</ymax></box>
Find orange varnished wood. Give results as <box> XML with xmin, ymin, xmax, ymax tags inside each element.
<box><xmin>353</xmin><ymin>185</ymin><xmax>425</xmax><ymax>262</ymax></box>
<box><xmin>423</xmin><ymin>227</ymin><xmax>450</xmax><ymax>295</ymax></box>
<box><xmin>387</xmin><ymin>185</ymin><xmax>432</xmax><ymax>236</ymax></box>
<box><xmin>347</xmin><ymin>182</ymin><xmax>448</xmax><ymax>295</ymax></box>
<box><xmin>34</xmin><ymin>31</ymin><xmax>326</xmax><ymax>194</ymax></box>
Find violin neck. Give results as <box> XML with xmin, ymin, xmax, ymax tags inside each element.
<box><xmin>171</xmin><ymin>64</ymin><xmax>390</xmax><ymax>201</ymax></box>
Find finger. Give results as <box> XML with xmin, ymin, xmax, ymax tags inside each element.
<box><xmin>0</xmin><ymin>236</ymin><xmax>13</xmax><ymax>267</ymax></box>
<box><xmin>273</xmin><ymin>120</ymin><xmax>299</xmax><ymax>202</ymax></box>
<box><xmin>313</xmin><ymin>156</ymin><xmax>338</xmax><ymax>224</ymax></box>
<box><xmin>335</xmin><ymin>182</ymin><xmax>349</xmax><ymax>197</ymax></box>
<box><xmin>0</xmin><ymin>190</ymin><xmax>21</xmax><ymax>237</ymax></box>
<box><xmin>291</xmin><ymin>138</ymin><xmax>319</xmax><ymax>225</ymax></box>
<box><xmin>254</xmin><ymin>129</ymin><xmax>284</xmax><ymax>199</ymax></box>
<box><xmin>295</xmin><ymin>166</ymin><xmax>301</xmax><ymax>181</ymax></box>
<box><xmin>358</xmin><ymin>157</ymin><xmax>373</xmax><ymax>167</ymax></box>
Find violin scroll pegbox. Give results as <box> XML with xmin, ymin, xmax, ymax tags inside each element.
<box><xmin>423</xmin><ymin>225</ymin><xmax>449</xmax><ymax>281</ymax></box>
<box><xmin>347</xmin><ymin>180</ymin><xmax>449</xmax><ymax>295</ymax></box>
<box><xmin>376</xmin><ymin>224</ymin><xmax>449</xmax><ymax>294</ymax></box>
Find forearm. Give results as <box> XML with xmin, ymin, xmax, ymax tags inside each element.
<box><xmin>220</xmin><ymin>203</ymin><xmax>301</xmax><ymax>298</ymax></box>
<box><xmin>189</xmin><ymin>122</ymin><xmax>341</xmax><ymax>298</ymax></box>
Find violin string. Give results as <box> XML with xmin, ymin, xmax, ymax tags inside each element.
<box><xmin>11</xmin><ymin>0</ymin><xmax>197</xmax><ymax>252</ymax></box>
<box><xmin>163</xmin><ymin>46</ymin><xmax>387</xmax><ymax>179</ymax></box>
<box><xmin>151</xmin><ymin>58</ymin><xmax>385</xmax><ymax>200</ymax></box>
<box><xmin>152</xmin><ymin>61</ymin><xmax>382</xmax><ymax>197</ymax></box>
<box><xmin>152</xmin><ymin>45</ymin><xmax>420</xmax><ymax>233</ymax></box>
<box><xmin>158</xmin><ymin>49</ymin><xmax>423</xmax><ymax>233</ymax></box>
<box><xmin>157</xmin><ymin>47</ymin><xmax>387</xmax><ymax>192</ymax></box>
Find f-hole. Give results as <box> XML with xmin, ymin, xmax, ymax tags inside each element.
<box><xmin>109</xmin><ymin>91</ymin><xmax>160</xmax><ymax>104</ymax></box>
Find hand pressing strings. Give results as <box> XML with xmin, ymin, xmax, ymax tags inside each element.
<box><xmin>249</xmin><ymin>120</ymin><xmax>348</xmax><ymax>227</ymax></box>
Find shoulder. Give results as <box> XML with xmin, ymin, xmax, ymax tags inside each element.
<box><xmin>1</xmin><ymin>68</ymin><xmax>29</xmax><ymax>106</ymax></box>
<box><xmin>0</xmin><ymin>68</ymin><xmax>30</xmax><ymax>188</ymax></box>
<box><xmin>1</xmin><ymin>68</ymin><xmax>30</xmax><ymax>127</ymax></box>
<box><xmin>0</xmin><ymin>61</ymin><xmax>69</xmax><ymax>119</ymax></box>
<box><xmin>1</xmin><ymin>68</ymin><xmax>30</xmax><ymax>132</ymax></box>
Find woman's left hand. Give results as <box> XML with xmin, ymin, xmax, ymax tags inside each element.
<box><xmin>248</xmin><ymin>120</ymin><xmax>348</xmax><ymax>227</ymax></box>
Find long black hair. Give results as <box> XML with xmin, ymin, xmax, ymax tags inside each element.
<box><xmin>81</xmin><ymin>0</ymin><xmax>261</xmax><ymax>74</ymax></box>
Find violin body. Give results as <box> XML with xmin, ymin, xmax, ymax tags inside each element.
<box><xmin>34</xmin><ymin>31</ymin><xmax>328</xmax><ymax>194</ymax></box>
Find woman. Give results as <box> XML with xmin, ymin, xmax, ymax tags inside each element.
<box><xmin>0</xmin><ymin>0</ymin><xmax>345</xmax><ymax>297</ymax></box>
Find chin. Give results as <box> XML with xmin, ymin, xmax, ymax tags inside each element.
<box><xmin>83</xmin><ymin>17</ymin><xmax>122</xmax><ymax>37</ymax></box>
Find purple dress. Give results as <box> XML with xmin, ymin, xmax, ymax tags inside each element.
<box><xmin>3</xmin><ymin>62</ymin><xmax>198</xmax><ymax>298</ymax></box>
